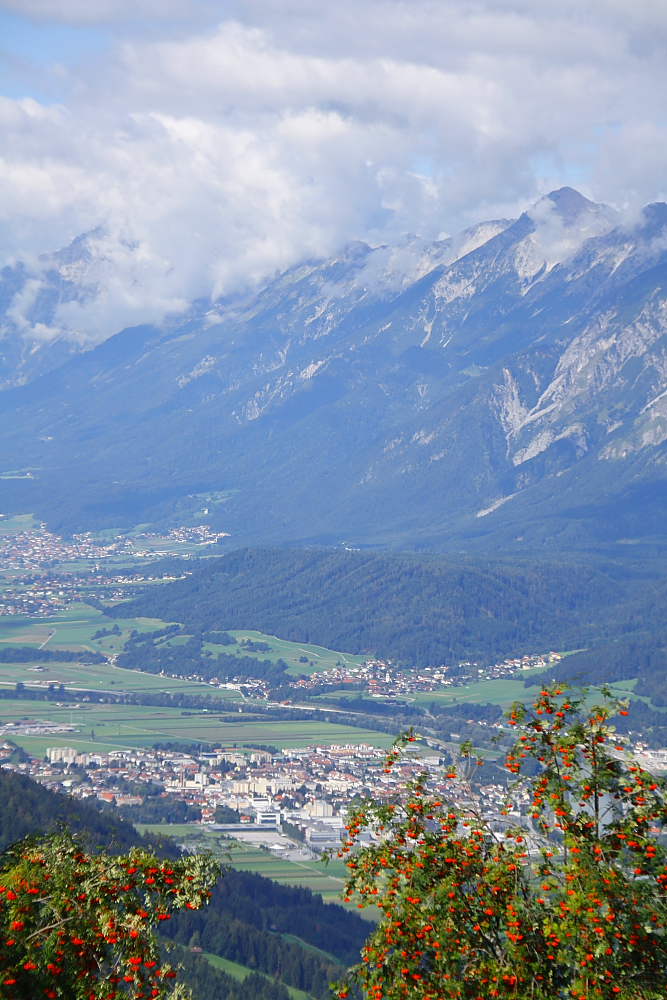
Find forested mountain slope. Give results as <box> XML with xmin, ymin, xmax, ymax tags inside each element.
<box><xmin>0</xmin><ymin>769</ymin><xmax>153</xmax><ymax>854</ymax></box>
<box><xmin>111</xmin><ymin>546</ymin><xmax>665</xmax><ymax>665</ymax></box>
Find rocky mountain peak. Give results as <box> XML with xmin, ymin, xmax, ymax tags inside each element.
<box><xmin>540</xmin><ymin>186</ymin><xmax>597</xmax><ymax>220</ymax></box>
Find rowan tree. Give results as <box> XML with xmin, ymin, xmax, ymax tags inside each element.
<box><xmin>336</xmin><ymin>687</ymin><xmax>667</xmax><ymax>1000</ymax></box>
<box><xmin>0</xmin><ymin>831</ymin><xmax>221</xmax><ymax>999</ymax></box>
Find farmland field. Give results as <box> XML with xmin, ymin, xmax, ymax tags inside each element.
<box><xmin>0</xmin><ymin>604</ymin><xmax>170</xmax><ymax>654</ymax></box>
<box><xmin>0</xmin><ymin>697</ymin><xmax>395</xmax><ymax>756</ymax></box>
<box><xmin>0</xmin><ymin>657</ymin><xmax>244</xmax><ymax>698</ymax></box>
<box><xmin>411</xmin><ymin>675</ymin><xmax>641</xmax><ymax>709</ymax></box>
<box><xmin>226</xmin><ymin>840</ymin><xmax>350</xmax><ymax>899</ymax></box>
<box><xmin>410</xmin><ymin>677</ymin><xmax>541</xmax><ymax>707</ymax></box>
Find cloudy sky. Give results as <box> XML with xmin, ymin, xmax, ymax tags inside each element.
<box><xmin>1</xmin><ymin>0</ymin><xmax>666</xmax><ymax>341</ymax></box>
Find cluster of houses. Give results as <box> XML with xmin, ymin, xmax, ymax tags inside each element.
<box><xmin>3</xmin><ymin>712</ymin><xmax>659</xmax><ymax>857</ymax></box>
<box><xmin>1</xmin><ymin>738</ymin><xmax>482</xmax><ymax>852</ymax></box>
<box><xmin>133</xmin><ymin>524</ymin><xmax>229</xmax><ymax>547</ymax></box>
<box><xmin>0</xmin><ymin>523</ymin><xmax>135</xmax><ymax>572</ymax></box>
<box><xmin>290</xmin><ymin>651</ymin><xmax>563</xmax><ymax>697</ymax></box>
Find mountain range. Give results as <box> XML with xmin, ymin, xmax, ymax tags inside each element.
<box><xmin>1</xmin><ymin>186</ymin><xmax>666</xmax><ymax>554</ymax></box>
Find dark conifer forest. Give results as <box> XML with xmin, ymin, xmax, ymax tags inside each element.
<box><xmin>113</xmin><ymin>547</ymin><xmax>667</xmax><ymax>669</ymax></box>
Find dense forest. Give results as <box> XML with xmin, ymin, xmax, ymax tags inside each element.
<box><xmin>166</xmin><ymin>866</ymin><xmax>367</xmax><ymax>968</ymax></box>
<box><xmin>527</xmin><ymin>632</ymin><xmax>667</xmax><ymax>691</ymax></box>
<box><xmin>109</xmin><ymin>547</ymin><xmax>664</xmax><ymax>666</ymax></box>
<box><xmin>0</xmin><ymin>770</ymin><xmax>368</xmax><ymax>999</ymax></box>
<box><xmin>164</xmin><ymin>877</ymin><xmax>351</xmax><ymax>998</ymax></box>
<box><xmin>100</xmin><ymin>796</ymin><xmax>203</xmax><ymax>824</ymax></box>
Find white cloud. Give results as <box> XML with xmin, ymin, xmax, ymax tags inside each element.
<box><xmin>0</xmin><ymin>1</ymin><xmax>665</xmax><ymax>343</ymax></box>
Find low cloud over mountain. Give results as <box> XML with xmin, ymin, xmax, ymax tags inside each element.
<box><xmin>1</xmin><ymin>1</ymin><xmax>666</xmax><ymax>344</ymax></box>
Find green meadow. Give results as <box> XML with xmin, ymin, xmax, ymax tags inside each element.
<box><xmin>225</xmin><ymin>841</ymin><xmax>351</xmax><ymax>904</ymax></box>
<box><xmin>411</xmin><ymin>675</ymin><xmax>641</xmax><ymax>710</ymax></box>
<box><xmin>156</xmin><ymin>628</ymin><xmax>367</xmax><ymax>676</ymax></box>
<box><xmin>228</xmin><ymin>631</ymin><xmax>365</xmax><ymax>676</ymax></box>
<box><xmin>411</xmin><ymin>677</ymin><xmax>541</xmax><ymax>708</ymax></box>
<box><xmin>0</xmin><ymin>513</ymin><xmax>38</xmax><ymax>535</ymax></box>
<box><xmin>202</xmin><ymin>952</ymin><xmax>313</xmax><ymax>1000</ymax></box>
<box><xmin>0</xmin><ymin>603</ymin><xmax>365</xmax><ymax>678</ymax></box>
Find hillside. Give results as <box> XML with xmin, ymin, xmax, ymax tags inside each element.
<box><xmin>0</xmin><ymin>768</ymin><xmax>154</xmax><ymax>855</ymax></box>
<box><xmin>0</xmin><ymin>189</ymin><xmax>665</xmax><ymax>555</ymax></box>
<box><xmin>0</xmin><ymin>769</ymin><xmax>368</xmax><ymax>1000</ymax></box>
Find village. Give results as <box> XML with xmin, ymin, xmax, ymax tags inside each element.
<box><xmin>0</xmin><ymin>520</ymin><xmax>227</xmax><ymax>575</ymax></box>
<box><xmin>0</xmin><ymin>518</ymin><xmax>640</xmax><ymax>864</ymax></box>
<box><xmin>0</xmin><ymin>519</ymin><xmax>227</xmax><ymax>615</ymax></box>
<box><xmin>289</xmin><ymin>650</ymin><xmax>563</xmax><ymax>698</ymax></box>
